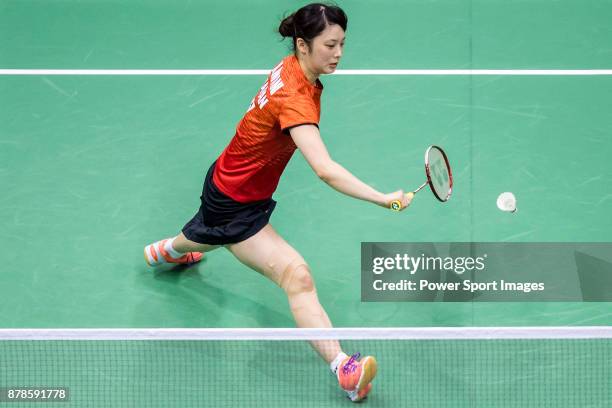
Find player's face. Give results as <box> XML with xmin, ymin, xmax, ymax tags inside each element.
<box><xmin>308</xmin><ymin>24</ymin><xmax>345</xmax><ymax>75</ymax></box>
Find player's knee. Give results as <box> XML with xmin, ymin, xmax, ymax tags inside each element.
<box><xmin>281</xmin><ymin>262</ymin><xmax>315</xmax><ymax>295</ymax></box>
<box><xmin>293</xmin><ymin>266</ymin><xmax>314</xmax><ymax>293</ymax></box>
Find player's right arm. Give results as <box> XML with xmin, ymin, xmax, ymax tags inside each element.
<box><xmin>289</xmin><ymin>125</ymin><xmax>412</xmax><ymax>210</ymax></box>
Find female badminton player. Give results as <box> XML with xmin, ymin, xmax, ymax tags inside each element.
<box><xmin>144</xmin><ymin>3</ymin><xmax>413</xmax><ymax>402</ymax></box>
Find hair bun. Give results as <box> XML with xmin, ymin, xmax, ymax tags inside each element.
<box><xmin>278</xmin><ymin>14</ymin><xmax>295</xmax><ymax>38</ymax></box>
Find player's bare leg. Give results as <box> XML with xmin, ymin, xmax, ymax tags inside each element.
<box><xmin>227</xmin><ymin>224</ymin><xmax>376</xmax><ymax>401</ymax></box>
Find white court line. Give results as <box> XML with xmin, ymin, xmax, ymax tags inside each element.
<box><xmin>1</xmin><ymin>69</ymin><xmax>612</xmax><ymax>76</ymax></box>
<box><xmin>1</xmin><ymin>327</ymin><xmax>611</xmax><ymax>340</ymax></box>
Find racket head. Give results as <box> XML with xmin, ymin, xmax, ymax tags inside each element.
<box><xmin>424</xmin><ymin>145</ymin><xmax>453</xmax><ymax>202</ymax></box>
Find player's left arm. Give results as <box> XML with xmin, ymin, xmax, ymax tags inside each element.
<box><xmin>289</xmin><ymin>124</ymin><xmax>411</xmax><ymax>209</ymax></box>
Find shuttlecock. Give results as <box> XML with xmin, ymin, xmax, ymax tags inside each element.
<box><xmin>497</xmin><ymin>192</ymin><xmax>517</xmax><ymax>213</ymax></box>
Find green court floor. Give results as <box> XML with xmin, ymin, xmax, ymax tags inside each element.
<box><xmin>2</xmin><ymin>1</ymin><xmax>612</xmax><ymax>407</ymax></box>
<box><xmin>1</xmin><ymin>0</ymin><xmax>611</xmax><ymax>329</ymax></box>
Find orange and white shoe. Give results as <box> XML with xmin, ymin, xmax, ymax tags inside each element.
<box><xmin>337</xmin><ymin>353</ymin><xmax>377</xmax><ymax>402</ymax></box>
<box><xmin>144</xmin><ymin>239</ymin><xmax>203</xmax><ymax>267</ymax></box>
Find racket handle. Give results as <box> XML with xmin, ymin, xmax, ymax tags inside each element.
<box><xmin>390</xmin><ymin>192</ymin><xmax>415</xmax><ymax>211</ymax></box>
<box><xmin>390</xmin><ymin>200</ymin><xmax>402</xmax><ymax>211</ymax></box>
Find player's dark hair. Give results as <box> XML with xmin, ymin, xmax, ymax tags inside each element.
<box><xmin>278</xmin><ymin>3</ymin><xmax>347</xmax><ymax>52</ymax></box>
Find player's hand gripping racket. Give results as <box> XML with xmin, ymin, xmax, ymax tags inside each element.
<box><xmin>390</xmin><ymin>145</ymin><xmax>453</xmax><ymax>211</ymax></box>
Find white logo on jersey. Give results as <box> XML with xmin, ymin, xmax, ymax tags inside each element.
<box><xmin>246</xmin><ymin>61</ymin><xmax>285</xmax><ymax>113</ymax></box>
<box><xmin>269</xmin><ymin>62</ymin><xmax>284</xmax><ymax>95</ymax></box>
<box><xmin>257</xmin><ymin>82</ymin><xmax>269</xmax><ymax>109</ymax></box>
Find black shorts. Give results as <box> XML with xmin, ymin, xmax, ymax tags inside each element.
<box><xmin>182</xmin><ymin>161</ymin><xmax>276</xmax><ymax>245</ymax></box>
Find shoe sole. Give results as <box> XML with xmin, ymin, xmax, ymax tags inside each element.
<box><xmin>354</xmin><ymin>357</ymin><xmax>377</xmax><ymax>401</ymax></box>
<box><xmin>144</xmin><ymin>248</ymin><xmax>151</xmax><ymax>266</ymax></box>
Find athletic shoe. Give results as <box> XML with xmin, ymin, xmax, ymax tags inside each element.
<box><xmin>144</xmin><ymin>239</ymin><xmax>203</xmax><ymax>266</ymax></box>
<box><xmin>337</xmin><ymin>353</ymin><xmax>377</xmax><ymax>402</ymax></box>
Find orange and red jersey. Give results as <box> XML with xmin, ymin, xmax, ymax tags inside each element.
<box><xmin>213</xmin><ymin>55</ymin><xmax>323</xmax><ymax>203</ymax></box>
